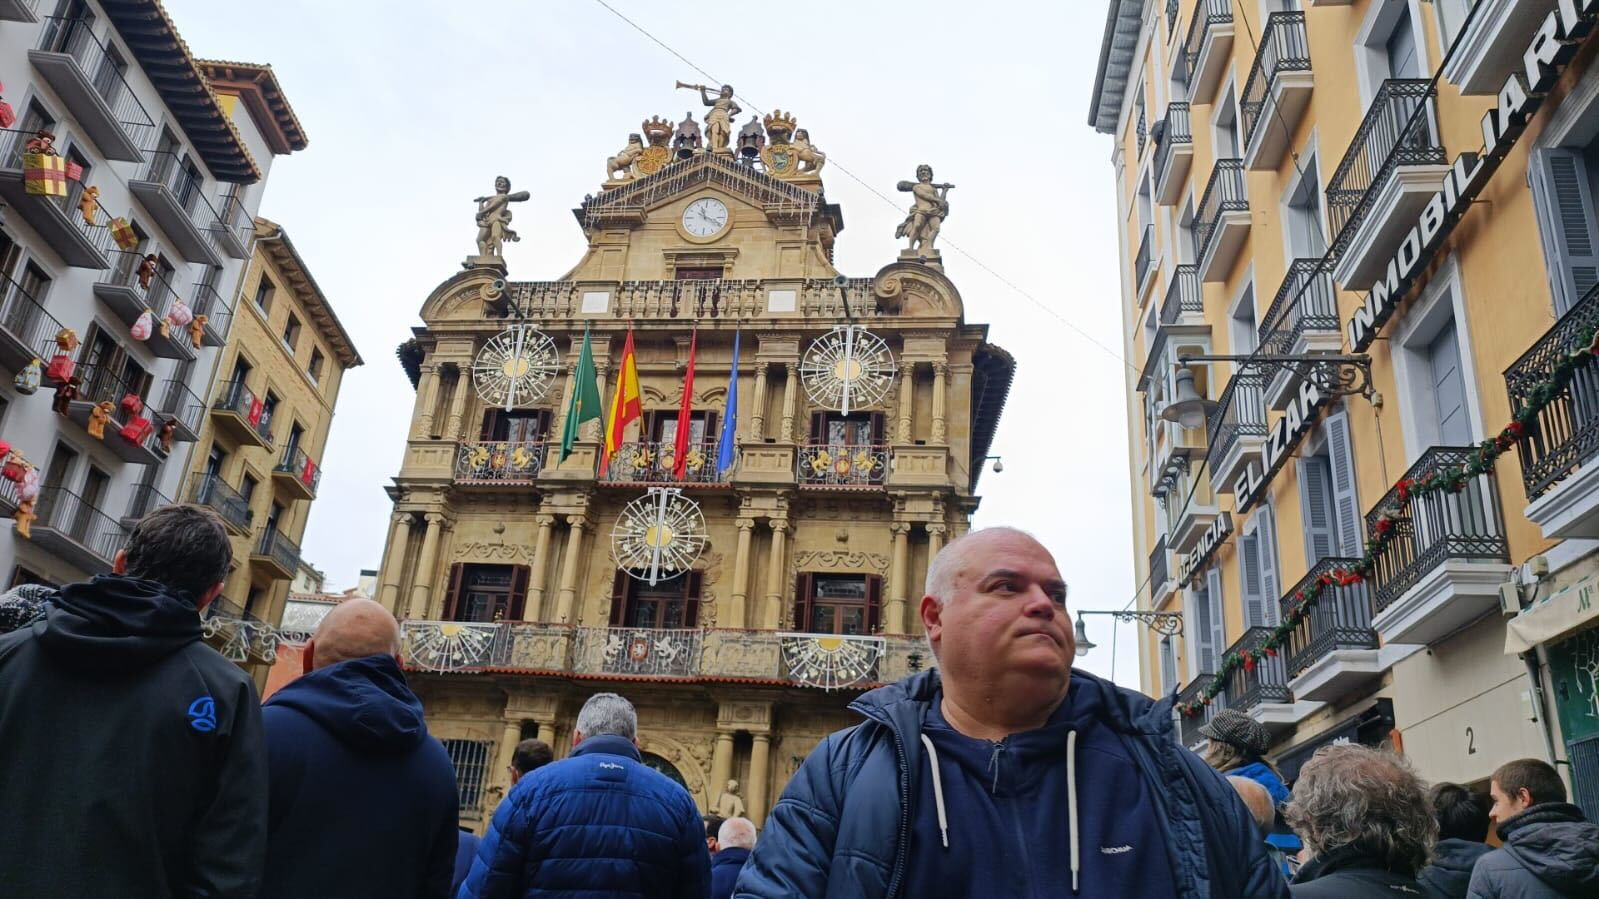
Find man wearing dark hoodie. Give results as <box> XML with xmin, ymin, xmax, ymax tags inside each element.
<box><xmin>1467</xmin><ymin>758</ymin><xmax>1599</xmax><ymax>898</ymax></box>
<box><xmin>259</xmin><ymin>597</ymin><xmax>459</xmax><ymax>898</ymax></box>
<box><xmin>735</xmin><ymin>527</ymin><xmax>1287</xmax><ymax>898</ymax></box>
<box><xmin>0</xmin><ymin>504</ymin><xmax>267</xmax><ymax>898</ymax></box>
<box><xmin>1419</xmin><ymin>782</ymin><xmax>1492</xmax><ymax>899</ymax></box>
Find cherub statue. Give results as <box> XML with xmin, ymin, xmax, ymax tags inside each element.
<box><xmin>607</xmin><ymin>134</ymin><xmax>645</xmax><ymax>181</ymax></box>
<box><xmin>895</xmin><ymin>164</ymin><xmax>955</xmax><ymax>253</ymax></box>
<box><xmin>473</xmin><ymin>175</ymin><xmax>531</xmax><ymax>258</ymax></box>
<box><xmin>87</xmin><ymin>400</ymin><xmax>114</xmax><ymax>440</ymax></box>
<box><xmin>677</xmin><ymin>82</ymin><xmax>740</xmax><ymax>153</ymax></box>
<box><xmin>715</xmin><ymin>779</ymin><xmax>745</xmax><ymax>819</ymax></box>
<box><xmin>793</xmin><ymin>129</ymin><xmax>826</xmax><ymax>174</ymax></box>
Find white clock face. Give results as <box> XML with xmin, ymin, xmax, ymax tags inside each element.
<box><xmin>682</xmin><ymin>198</ymin><xmax>729</xmax><ymax>237</ymax></box>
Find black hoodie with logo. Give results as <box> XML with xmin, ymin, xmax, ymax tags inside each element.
<box><xmin>0</xmin><ymin>575</ymin><xmax>268</xmax><ymax>898</ymax></box>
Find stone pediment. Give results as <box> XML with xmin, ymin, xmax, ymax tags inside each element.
<box><xmin>419</xmin><ymin>269</ymin><xmax>506</xmax><ymax>324</ymax></box>
<box><xmin>575</xmin><ymin>153</ymin><xmax>829</xmax><ymax>231</ymax></box>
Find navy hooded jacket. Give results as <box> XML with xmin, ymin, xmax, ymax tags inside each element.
<box><xmin>458</xmin><ymin>733</ymin><xmax>711</xmax><ymax>899</ymax></box>
<box><xmin>734</xmin><ymin>668</ymin><xmax>1289</xmax><ymax>898</ymax></box>
<box><xmin>711</xmin><ymin>846</ymin><xmax>751</xmax><ymax>899</ymax></box>
<box><xmin>260</xmin><ymin>654</ymin><xmax>459</xmax><ymax>899</ymax></box>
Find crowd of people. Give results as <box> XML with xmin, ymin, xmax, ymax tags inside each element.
<box><xmin>1</xmin><ymin>510</ymin><xmax>1596</xmax><ymax>898</ymax></box>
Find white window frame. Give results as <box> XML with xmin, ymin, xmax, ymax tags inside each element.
<box><xmin>1278</xmin><ymin>135</ymin><xmax>1328</xmax><ymax>263</ymax></box>
<box><xmin>1227</xmin><ymin>269</ymin><xmax>1257</xmax><ymax>355</ymax></box>
<box><xmin>1391</xmin><ymin>255</ymin><xmax>1484</xmax><ymax>462</ymax></box>
<box><xmin>1354</xmin><ymin>0</ymin><xmax>1432</xmax><ymax>107</ymax></box>
<box><xmin>1212</xmin><ymin>75</ymin><xmax>1241</xmax><ymax>160</ymax></box>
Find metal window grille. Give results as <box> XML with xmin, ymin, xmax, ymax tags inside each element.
<box><xmin>443</xmin><ymin>739</ymin><xmax>492</xmax><ymax>815</ymax></box>
<box><xmin>1571</xmin><ymin>734</ymin><xmax>1599</xmax><ymax>821</ymax></box>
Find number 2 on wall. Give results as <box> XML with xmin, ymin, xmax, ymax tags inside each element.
<box><xmin>1466</xmin><ymin>727</ymin><xmax>1477</xmax><ymax>755</ymax></box>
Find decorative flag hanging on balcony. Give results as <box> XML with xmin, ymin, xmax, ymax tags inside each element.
<box><xmin>559</xmin><ymin>325</ymin><xmax>601</xmax><ymax>463</ymax></box>
<box><xmin>672</xmin><ymin>329</ymin><xmax>698</xmax><ymax>481</ymax></box>
<box><xmin>247</xmin><ymin>395</ymin><xmax>265</xmax><ymax>429</ymax></box>
<box><xmin>602</xmin><ymin>329</ymin><xmax>642</xmax><ymax>476</ymax></box>
<box><xmin>717</xmin><ymin>329</ymin><xmax>740</xmax><ymax>477</ymax></box>
<box><xmin>301</xmin><ymin>456</ymin><xmax>318</xmax><ymax>489</ymax></box>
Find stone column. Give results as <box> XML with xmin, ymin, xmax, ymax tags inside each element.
<box><xmin>896</xmin><ymin>364</ymin><xmax>914</xmax><ymax>443</ymax></box>
<box><xmin>590</xmin><ymin>362</ymin><xmax>611</xmax><ymax>442</ymax></box>
<box><xmin>413</xmin><ymin>363</ymin><xmax>440</xmax><ymax>439</ymax></box>
<box><xmin>551</xmin><ymin>351</ymin><xmax>580</xmax><ymax>437</ymax></box>
<box><xmin>710</xmin><ymin>729</ymin><xmax>735</xmax><ymax>796</ymax></box>
<box><xmin>406</xmin><ymin>513</ymin><xmax>444</xmax><ymax>619</ymax></box>
<box><xmin>886</xmin><ymin>523</ymin><xmax>909</xmax><ymax>634</ymax></box>
<box><xmin>729</xmin><ymin>519</ymin><xmax>754</xmax><ymax>629</ymax></box>
<box><xmin>762</xmin><ymin>520</ymin><xmax>789</xmax><ymax>629</ymax></box>
<box><xmin>554</xmin><ymin>517</ymin><xmax>588</xmax><ymax>623</ymax></box>
<box><xmin>779</xmin><ymin>363</ymin><xmax>798</xmax><ymax>443</ymax></box>
<box><xmin>750</xmin><ymin>362</ymin><xmax>768</xmax><ymax>441</ymax></box>
<box><xmin>749</xmin><ymin>733</ymin><xmax>772</xmax><ymax>824</ymax></box>
<box><xmin>445</xmin><ymin>364</ymin><xmax>471</xmax><ymax>440</ymax></box>
<box><xmin>526</xmin><ymin>513</ymin><xmax>556</xmax><ymax>621</ymax></box>
<box><xmin>926</xmin><ymin>523</ymin><xmax>947</xmax><ymax>595</ymax></box>
<box><xmin>378</xmin><ymin>511</ymin><xmax>410</xmax><ymax>612</ymax></box>
<box><xmin>494</xmin><ymin>718</ymin><xmax>521</xmax><ymax>797</ymax></box>
<box><xmin>536</xmin><ymin>720</ymin><xmax>556</xmax><ymax>745</ymax></box>
<box><xmin>931</xmin><ymin>362</ymin><xmax>948</xmax><ymax>444</ymax></box>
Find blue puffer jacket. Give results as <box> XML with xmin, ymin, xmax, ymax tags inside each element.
<box><xmin>457</xmin><ymin>734</ymin><xmax>710</xmax><ymax>899</ymax></box>
<box><xmin>734</xmin><ymin>669</ymin><xmax>1289</xmax><ymax>899</ymax></box>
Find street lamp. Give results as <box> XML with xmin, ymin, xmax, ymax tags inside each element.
<box><xmin>1073</xmin><ymin>610</ymin><xmax>1185</xmax><ymax>659</ymax></box>
<box><xmin>1159</xmin><ymin>365</ymin><xmax>1216</xmax><ymax>429</ymax></box>
<box><xmin>980</xmin><ymin>455</ymin><xmax>1004</xmax><ymax>473</ymax></box>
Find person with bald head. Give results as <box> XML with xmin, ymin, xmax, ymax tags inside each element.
<box><xmin>736</xmin><ymin>526</ymin><xmax>1288</xmax><ymax>898</ymax></box>
<box><xmin>259</xmin><ymin>598</ymin><xmax>459</xmax><ymax>898</ymax></box>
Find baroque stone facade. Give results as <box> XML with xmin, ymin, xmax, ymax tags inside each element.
<box><xmin>375</xmin><ymin>106</ymin><xmax>1012</xmax><ymax>830</ymax></box>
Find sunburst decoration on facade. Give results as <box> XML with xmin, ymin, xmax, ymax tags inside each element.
<box><xmin>779</xmin><ymin>632</ymin><xmax>885</xmax><ymax>690</ymax></box>
<box><xmin>612</xmin><ymin>487</ymin><xmax>708</xmax><ymax>585</ymax></box>
<box><xmin>472</xmin><ymin>324</ymin><xmax>560</xmax><ymax>410</ymax></box>
<box><xmin>404</xmin><ymin>621</ymin><xmax>501</xmax><ymax>672</ymax></box>
<box><xmin>800</xmin><ymin>325</ymin><xmax>895</xmax><ymax>415</ymax></box>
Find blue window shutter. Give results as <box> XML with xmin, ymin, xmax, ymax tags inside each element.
<box><xmin>1326</xmin><ymin>410</ymin><xmax>1363</xmax><ymax>557</ymax></box>
<box><xmin>1531</xmin><ymin>148</ymin><xmax>1599</xmax><ymax>314</ymax></box>
<box><xmin>1191</xmin><ymin>580</ymin><xmax>1216</xmax><ymax>674</ymax></box>
<box><xmin>1298</xmin><ymin>456</ymin><xmax>1337</xmax><ymax>564</ymax></box>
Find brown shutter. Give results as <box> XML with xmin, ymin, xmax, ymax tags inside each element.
<box><xmin>535</xmin><ymin>409</ymin><xmax>553</xmax><ymax>441</ymax></box>
<box><xmin>684</xmin><ymin>571</ymin><xmax>703</xmax><ymax>628</ymax></box>
<box><xmin>441</xmin><ymin>563</ymin><xmax>466</xmax><ymax>621</ymax></box>
<box><xmin>866</xmin><ymin>575</ymin><xmax>882</xmax><ymax>633</ymax></box>
<box><xmin>869</xmin><ymin>412</ymin><xmax>886</xmax><ymax>445</ymax></box>
<box><xmin>793</xmin><ymin>572</ymin><xmax>813</xmax><ymax>633</ymax></box>
<box><xmin>508</xmin><ymin>564</ymin><xmax>530</xmax><ymax>621</ymax></box>
<box><xmin>479</xmin><ymin>409</ymin><xmax>501</xmax><ymax>442</ymax></box>
<box><xmin>701</xmin><ymin>411</ymin><xmax>718</xmax><ymax>449</ymax></box>
<box><xmin>609</xmin><ymin>570</ymin><xmax>629</xmax><ymax>627</ymax></box>
<box><xmin>809</xmin><ymin>412</ymin><xmax>827</xmax><ymax>445</ymax></box>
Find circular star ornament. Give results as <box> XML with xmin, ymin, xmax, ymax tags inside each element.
<box><xmin>801</xmin><ymin>325</ymin><xmax>894</xmax><ymax>415</ymax></box>
<box><xmin>472</xmin><ymin>324</ymin><xmax>559</xmax><ymax>411</ymax></box>
<box><xmin>404</xmin><ymin>621</ymin><xmax>499</xmax><ymax>672</ymax></box>
<box><xmin>612</xmin><ymin>487</ymin><xmax>709</xmax><ymax>585</ymax></box>
<box><xmin>780</xmin><ymin>633</ymin><xmax>884</xmax><ymax>690</ymax></box>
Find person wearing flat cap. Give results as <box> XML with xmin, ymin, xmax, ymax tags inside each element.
<box><xmin>1200</xmin><ymin>709</ymin><xmax>1302</xmax><ymax>864</ymax></box>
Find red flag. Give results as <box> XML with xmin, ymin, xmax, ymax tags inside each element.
<box><xmin>301</xmin><ymin>456</ymin><xmax>318</xmax><ymax>488</ymax></box>
<box><xmin>673</xmin><ymin>329</ymin><xmax>698</xmax><ymax>480</ymax></box>
<box><xmin>601</xmin><ymin>330</ymin><xmax>642</xmax><ymax>475</ymax></box>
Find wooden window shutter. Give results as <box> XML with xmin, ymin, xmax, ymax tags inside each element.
<box><xmin>508</xmin><ymin>565</ymin><xmax>530</xmax><ymax>622</ymax></box>
<box><xmin>1239</xmin><ymin>529</ymin><xmax>1264</xmax><ymax>629</ymax></box>
<box><xmin>684</xmin><ymin>571</ymin><xmax>703</xmax><ymax>628</ymax></box>
<box><xmin>809</xmin><ymin>412</ymin><xmax>827</xmax><ymax>444</ymax></box>
<box><xmin>1256</xmin><ymin>504</ymin><xmax>1280</xmax><ymax>626</ymax></box>
<box><xmin>442</xmin><ymin>563</ymin><xmax>466</xmax><ymax>621</ymax></box>
<box><xmin>479</xmin><ymin>409</ymin><xmax>502</xmax><ymax>442</ymax></box>
<box><xmin>869</xmin><ymin>412</ymin><xmax>886</xmax><ymax>445</ymax></box>
<box><xmin>866</xmin><ymin>575</ymin><xmax>882</xmax><ymax>633</ymax></box>
<box><xmin>1296</xmin><ymin>456</ymin><xmax>1337</xmax><ymax>564</ymax></box>
<box><xmin>793</xmin><ymin>572</ymin><xmax>813</xmax><ymax>632</ymax></box>
<box><xmin>609</xmin><ymin>570</ymin><xmax>629</xmax><ymax>627</ymax></box>
<box><xmin>1325</xmin><ymin>410</ymin><xmax>1363</xmax><ymax>558</ymax></box>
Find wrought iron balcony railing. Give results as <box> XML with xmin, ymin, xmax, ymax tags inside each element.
<box><xmin>797</xmin><ymin>443</ymin><xmax>889</xmax><ymax>487</ymax></box>
<box><xmin>1134</xmin><ymin>225</ymin><xmax>1154</xmax><ymax>296</ymax></box>
<box><xmin>503</xmin><ymin>276</ymin><xmax>888</xmax><ymax>320</ymax></box>
<box><xmin>275</xmin><ymin>444</ymin><xmax>321</xmax><ymax>496</ymax></box>
<box><xmin>1367</xmin><ymin>446</ymin><xmax>1511</xmax><ymax>613</ymax></box>
<box><xmin>1194</xmin><ymin>159</ymin><xmax>1246</xmax><ymax>266</ymax></box>
<box><xmin>1183</xmin><ymin>0</ymin><xmax>1232</xmax><ymax>83</ymax></box>
<box><xmin>1240</xmin><ymin>12</ymin><xmax>1310</xmax><ymax>150</ymax></box>
<box><xmin>188</xmin><ymin>278</ymin><xmax>232</xmax><ymax>343</ymax></box>
<box><xmin>1280</xmin><ymin>557</ymin><xmax>1379</xmax><ymax>681</ymax></box>
<box><xmin>1326</xmin><ymin>79</ymin><xmax>1445</xmax><ymax>254</ymax></box>
<box><xmin>186</xmin><ymin>473</ymin><xmax>252</xmax><ymax>532</ymax></box>
<box><xmin>1160</xmin><ymin>264</ymin><xmax>1203</xmax><ymax>324</ymax></box>
<box><xmin>34</xmin><ymin>16</ymin><xmax>157</xmax><ymax>152</ymax></box>
<box><xmin>214</xmin><ymin>379</ymin><xmax>273</xmax><ymax>443</ymax></box>
<box><xmin>1205</xmin><ymin>371</ymin><xmax>1268</xmax><ymax>472</ymax></box>
<box><xmin>1166</xmin><ymin>0</ymin><xmax>1179</xmax><ymax>38</ymax></box>
<box><xmin>1222</xmin><ymin>626</ymin><xmax>1292</xmax><ymax>708</ymax></box>
<box><xmin>1177</xmin><ymin>674</ymin><xmax>1220</xmax><ymax>747</ymax></box>
<box><xmin>141</xmin><ymin>149</ymin><xmax>223</xmax><ymax>252</ymax></box>
<box><xmin>124</xmin><ymin>482</ymin><xmax>171</xmax><ymax>524</ymax></box>
<box><xmin>0</xmin><ymin>265</ymin><xmax>67</xmax><ymax>364</ymax></box>
<box><xmin>34</xmin><ymin>484</ymin><xmax>125</xmax><ymax>565</ymax></box>
<box><xmin>256</xmin><ymin>526</ymin><xmax>301</xmax><ymax>575</ymax></box>
<box><xmin>201</xmin><ymin>595</ymin><xmax>277</xmax><ymax>663</ymax></box>
<box><xmin>601</xmin><ymin>440</ymin><xmax>726</xmax><ymax>485</ymax></box>
<box><xmin>1136</xmin><ymin>105</ymin><xmax>1148</xmax><ymax>157</ymax></box>
<box><xmin>1154</xmin><ymin>103</ymin><xmax>1192</xmax><ymax>183</ymax></box>
<box><xmin>1258</xmin><ymin>259</ymin><xmax>1338</xmax><ymax>355</ymax></box>
<box><xmin>214</xmin><ymin>190</ymin><xmax>253</xmax><ymax>249</ymax></box>
<box><xmin>455</xmin><ymin>440</ymin><xmax>546</xmax><ymax>484</ymax></box>
<box><xmin>155</xmin><ymin>377</ymin><xmax>205</xmax><ymax>435</ymax></box>
<box><xmin>1506</xmin><ymin>281</ymin><xmax>1599</xmax><ymax>500</ymax></box>
<box><xmin>102</xmin><ymin>249</ymin><xmax>180</xmax><ymax>318</ymax></box>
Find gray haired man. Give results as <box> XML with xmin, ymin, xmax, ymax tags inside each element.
<box><xmin>1283</xmin><ymin>744</ymin><xmax>1435</xmax><ymax>897</ymax></box>
<box><xmin>457</xmin><ymin>692</ymin><xmax>710</xmax><ymax>899</ymax></box>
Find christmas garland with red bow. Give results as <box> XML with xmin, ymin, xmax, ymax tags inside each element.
<box><xmin>1176</xmin><ymin>328</ymin><xmax>1597</xmax><ymax>717</ymax></box>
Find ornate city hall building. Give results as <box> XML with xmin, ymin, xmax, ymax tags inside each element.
<box><xmin>373</xmin><ymin>100</ymin><xmax>1013</xmax><ymax>831</ymax></box>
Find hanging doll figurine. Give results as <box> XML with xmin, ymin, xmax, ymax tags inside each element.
<box><xmin>24</xmin><ymin>129</ymin><xmax>55</xmax><ymax>156</ymax></box>
<box><xmin>157</xmin><ymin>418</ymin><xmax>177</xmax><ymax>454</ymax></box>
<box><xmin>13</xmin><ymin>358</ymin><xmax>40</xmax><ymax>395</ymax></box>
<box><xmin>136</xmin><ymin>253</ymin><xmax>158</xmax><ymax>290</ymax></box>
<box><xmin>13</xmin><ymin>498</ymin><xmax>36</xmax><ymax>540</ymax></box>
<box><xmin>51</xmin><ymin>375</ymin><xmax>81</xmax><ymax>415</ymax></box>
<box><xmin>77</xmin><ymin>185</ymin><xmax>99</xmax><ymax>226</ymax></box>
<box><xmin>87</xmin><ymin>401</ymin><xmax>114</xmax><ymax>440</ymax></box>
<box><xmin>189</xmin><ymin>314</ymin><xmax>207</xmax><ymax>349</ymax></box>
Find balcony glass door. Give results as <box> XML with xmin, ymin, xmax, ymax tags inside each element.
<box><xmin>71</xmin><ymin>466</ymin><xmax>109</xmax><ymax>543</ymax></box>
<box><xmin>622</xmin><ymin>571</ymin><xmax>699</xmax><ymax>629</ymax></box>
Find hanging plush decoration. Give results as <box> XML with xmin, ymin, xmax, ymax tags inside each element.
<box><xmin>77</xmin><ymin>185</ymin><xmax>99</xmax><ymax>226</ymax></box>
<box><xmin>157</xmin><ymin>419</ymin><xmax>177</xmax><ymax>453</ymax></box>
<box><xmin>0</xmin><ymin>81</ymin><xmax>15</xmax><ymax>129</ymax></box>
<box><xmin>130</xmin><ymin>309</ymin><xmax>154</xmax><ymax>341</ymax></box>
<box><xmin>21</xmin><ymin>130</ymin><xmax>66</xmax><ymax>198</ymax></box>
<box><xmin>189</xmin><ymin>314</ymin><xmax>208</xmax><ymax>349</ymax></box>
<box><xmin>165</xmin><ymin>298</ymin><xmax>193</xmax><ymax>336</ymax></box>
<box><xmin>13</xmin><ymin>499</ymin><xmax>35</xmax><ymax>540</ymax></box>
<box><xmin>300</xmin><ymin>455</ymin><xmax>319</xmax><ymax>489</ymax></box>
<box><xmin>1</xmin><ymin>450</ymin><xmax>27</xmax><ymax>484</ymax></box>
<box><xmin>110</xmin><ymin>217</ymin><xmax>139</xmax><ymax>251</ymax></box>
<box><xmin>13</xmin><ymin>358</ymin><xmax>40</xmax><ymax>395</ymax></box>
<box><xmin>87</xmin><ymin>401</ymin><xmax>114</xmax><ymax>440</ymax></box>
<box><xmin>51</xmin><ymin>376</ymin><xmax>80</xmax><ymax>415</ymax></box>
<box><xmin>13</xmin><ymin>464</ymin><xmax>40</xmax><ymax>539</ymax></box>
<box><xmin>119</xmin><ymin>411</ymin><xmax>154</xmax><ymax>447</ymax></box>
<box><xmin>55</xmin><ymin>328</ymin><xmax>79</xmax><ymax>353</ymax></box>
<box><xmin>136</xmin><ymin>254</ymin><xmax>158</xmax><ymax>291</ymax></box>
<box><xmin>17</xmin><ymin>465</ymin><xmax>39</xmax><ymax>504</ymax></box>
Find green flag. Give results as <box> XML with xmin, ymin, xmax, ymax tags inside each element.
<box><xmin>560</xmin><ymin>326</ymin><xmax>602</xmax><ymax>462</ymax></box>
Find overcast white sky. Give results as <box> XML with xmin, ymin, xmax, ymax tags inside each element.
<box><xmin>165</xmin><ymin>0</ymin><xmax>1143</xmax><ymax>686</ymax></box>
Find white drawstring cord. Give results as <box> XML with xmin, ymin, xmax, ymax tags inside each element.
<box><xmin>919</xmin><ymin>734</ymin><xmax>950</xmax><ymax>849</ymax></box>
<box><xmin>1067</xmin><ymin>729</ymin><xmax>1080</xmax><ymax>893</ymax></box>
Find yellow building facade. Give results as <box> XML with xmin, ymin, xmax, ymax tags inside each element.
<box><xmin>186</xmin><ymin>217</ymin><xmax>361</xmax><ymax>687</ymax></box>
<box><xmin>374</xmin><ymin>108</ymin><xmax>1013</xmax><ymax>831</ymax></box>
<box><xmin>1092</xmin><ymin>0</ymin><xmax>1599</xmax><ymax>806</ymax></box>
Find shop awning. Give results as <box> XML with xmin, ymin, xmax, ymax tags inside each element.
<box><xmin>1505</xmin><ymin>573</ymin><xmax>1599</xmax><ymax>653</ymax></box>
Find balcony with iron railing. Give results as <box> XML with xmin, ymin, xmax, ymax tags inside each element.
<box><xmin>29</xmin><ymin>16</ymin><xmax>154</xmax><ymax>161</ymax></box>
<box><xmin>211</xmin><ymin>379</ymin><xmax>274</xmax><ymax>450</ymax></box>
<box><xmin>1443</xmin><ymin>0</ymin><xmax>1564</xmax><ymax>96</ymax></box>
<box><xmin>154</xmin><ymin>378</ymin><xmax>205</xmax><ymax>443</ymax></box>
<box><xmin>60</xmin><ymin>361</ymin><xmax>163</xmax><ymax>465</ymax></box>
<box><xmin>0</xmin><ymin>265</ymin><xmax>67</xmax><ymax>376</ymax></box>
<box><xmin>211</xmin><ymin>191</ymin><xmax>253</xmax><ymax>259</ymax></box>
<box><xmin>95</xmin><ymin>251</ymin><xmax>194</xmax><ymax>360</ymax></box>
<box><xmin>454</xmin><ymin>440</ymin><xmax>547</xmax><ymax>485</ymax></box>
<box><xmin>1136</xmin><ymin>105</ymin><xmax>1147</xmax><ymax>158</ymax></box>
<box><xmin>0</xmin><ymin>473</ymin><xmax>17</xmax><ymax>515</ymax></box>
<box><xmin>0</xmin><ymin>127</ymin><xmax>115</xmax><ymax>269</ymax></box>
<box><xmin>1184</xmin><ymin>0</ymin><xmax>1235</xmax><ymax>103</ymax></box>
<box><xmin>1206</xmin><ymin>371</ymin><xmax>1268</xmax><ymax>495</ymax></box>
<box><xmin>128</xmin><ymin>150</ymin><xmax>224</xmax><ymax>266</ymax></box>
<box><xmin>122</xmin><ymin>482</ymin><xmax>171</xmax><ymax>527</ymax></box>
<box><xmin>1221</xmin><ymin>626</ymin><xmax>1292</xmax><ymax>712</ymax></box>
<box><xmin>31</xmin><ymin>484</ymin><xmax>126</xmax><ymax>574</ymax></box>
<box><xmin>1165</xmin><ymin>0</ymin><xmax>1178</xmax><ymax>39</ymax></box>
<box><xmin>1134</xmin><ymin>225</ymin><xmax>1154</xmax><ymax>300</ymax></box>
<box><xmin>1280</xmin><ymin>557</ymin><xmax>1384</xmax><ymax>703</ymax></box>
<box><xmin>1327</xmin><ymin>79</ymin><xmax>1450</xmax><ymax>289</ymax></box>
<box><xmin>273</xmin><ymin>444</ymin><xmax>321</xmax><ymax>501</ymax></box>
<box><xmin>185</xmin><ymin>472</ymin><xmax>252</xmax><ymax>535</ymax></box>
<box><xmin>601</xmin><ymin>440</ymin><xmax>728</xmax><ymax>487</ymax></box>
<box><xmin>797</xmin><ymin>444</ymin><xmax>889</xmax><ymax>489</ymax></box>
<box><xmin>1194</xmin><ymin>159</ymin><xmax>1249</xmax><ymax>282</ymax></box>
<box><xmin>252</xmin><ymin>526</ymin><xmax>301</xmax><ymax>581</ymax></box>
<box><xmin>1509</xmin><ymin>282</ymin><xmax>1599</xmax><ymax>537</ymax></box>
<box><xmin>201</xmin><ymin>595</ymin><xmax>277</xmax><ymax>664</ymax></box>
<box><xmin>1149</xmin><ymin>535</ymin><xmax>1173</xmax><ymax>601</ymax></box>
<box><xmin>1368</xmin><ymin>446</ymin><xmax>1513</xmax><ymax>645</ymax></box>
<box><xmin>1177</xmin><ymin>674</ymin><xmax>1220</xmax><ymax>748</ymax></box>
<box><xmin>1240</xmin><ymin>11</ymin><xmax>1313</xmax><ymax>171</ymax></box>
<box><xmin>187</xmin><ymin>279</ymin><xmax>232</xmax><ymax>348</ymax></box>
<box><xmin>0</xmin><ymin>0</ymin><xmax>41</xmax><ymax>24</ymax></box>
<box><xmin>1257</xmin><ymin>260</ymin><xmax>1341</xmax><ymax>408</ymax></box>
<box><xmin>1162</xmin><ymin>463</ymin><xmax>1222</xmax><ymax>554</ymax></box>
<box><xmin>1160</xmin><ymin>264</ymin><xmax>1204</xmax><ymax>326</ymax></box>
<box><xmin>1154</xmin><ymin>103</ymin><xmax>1193</xmax><ymax>205</ymax></box>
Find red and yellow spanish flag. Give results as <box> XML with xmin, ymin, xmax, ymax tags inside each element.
<box><xmin>602</xmin><ymin>329</ymin><xmax>642</xmax><ymax>474</ymax></box>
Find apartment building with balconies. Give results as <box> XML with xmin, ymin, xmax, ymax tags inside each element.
<box><xmin>1092</xmin><ymin>0</ymin><xmax>1599</xmax><ymax>807</ymax></box>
